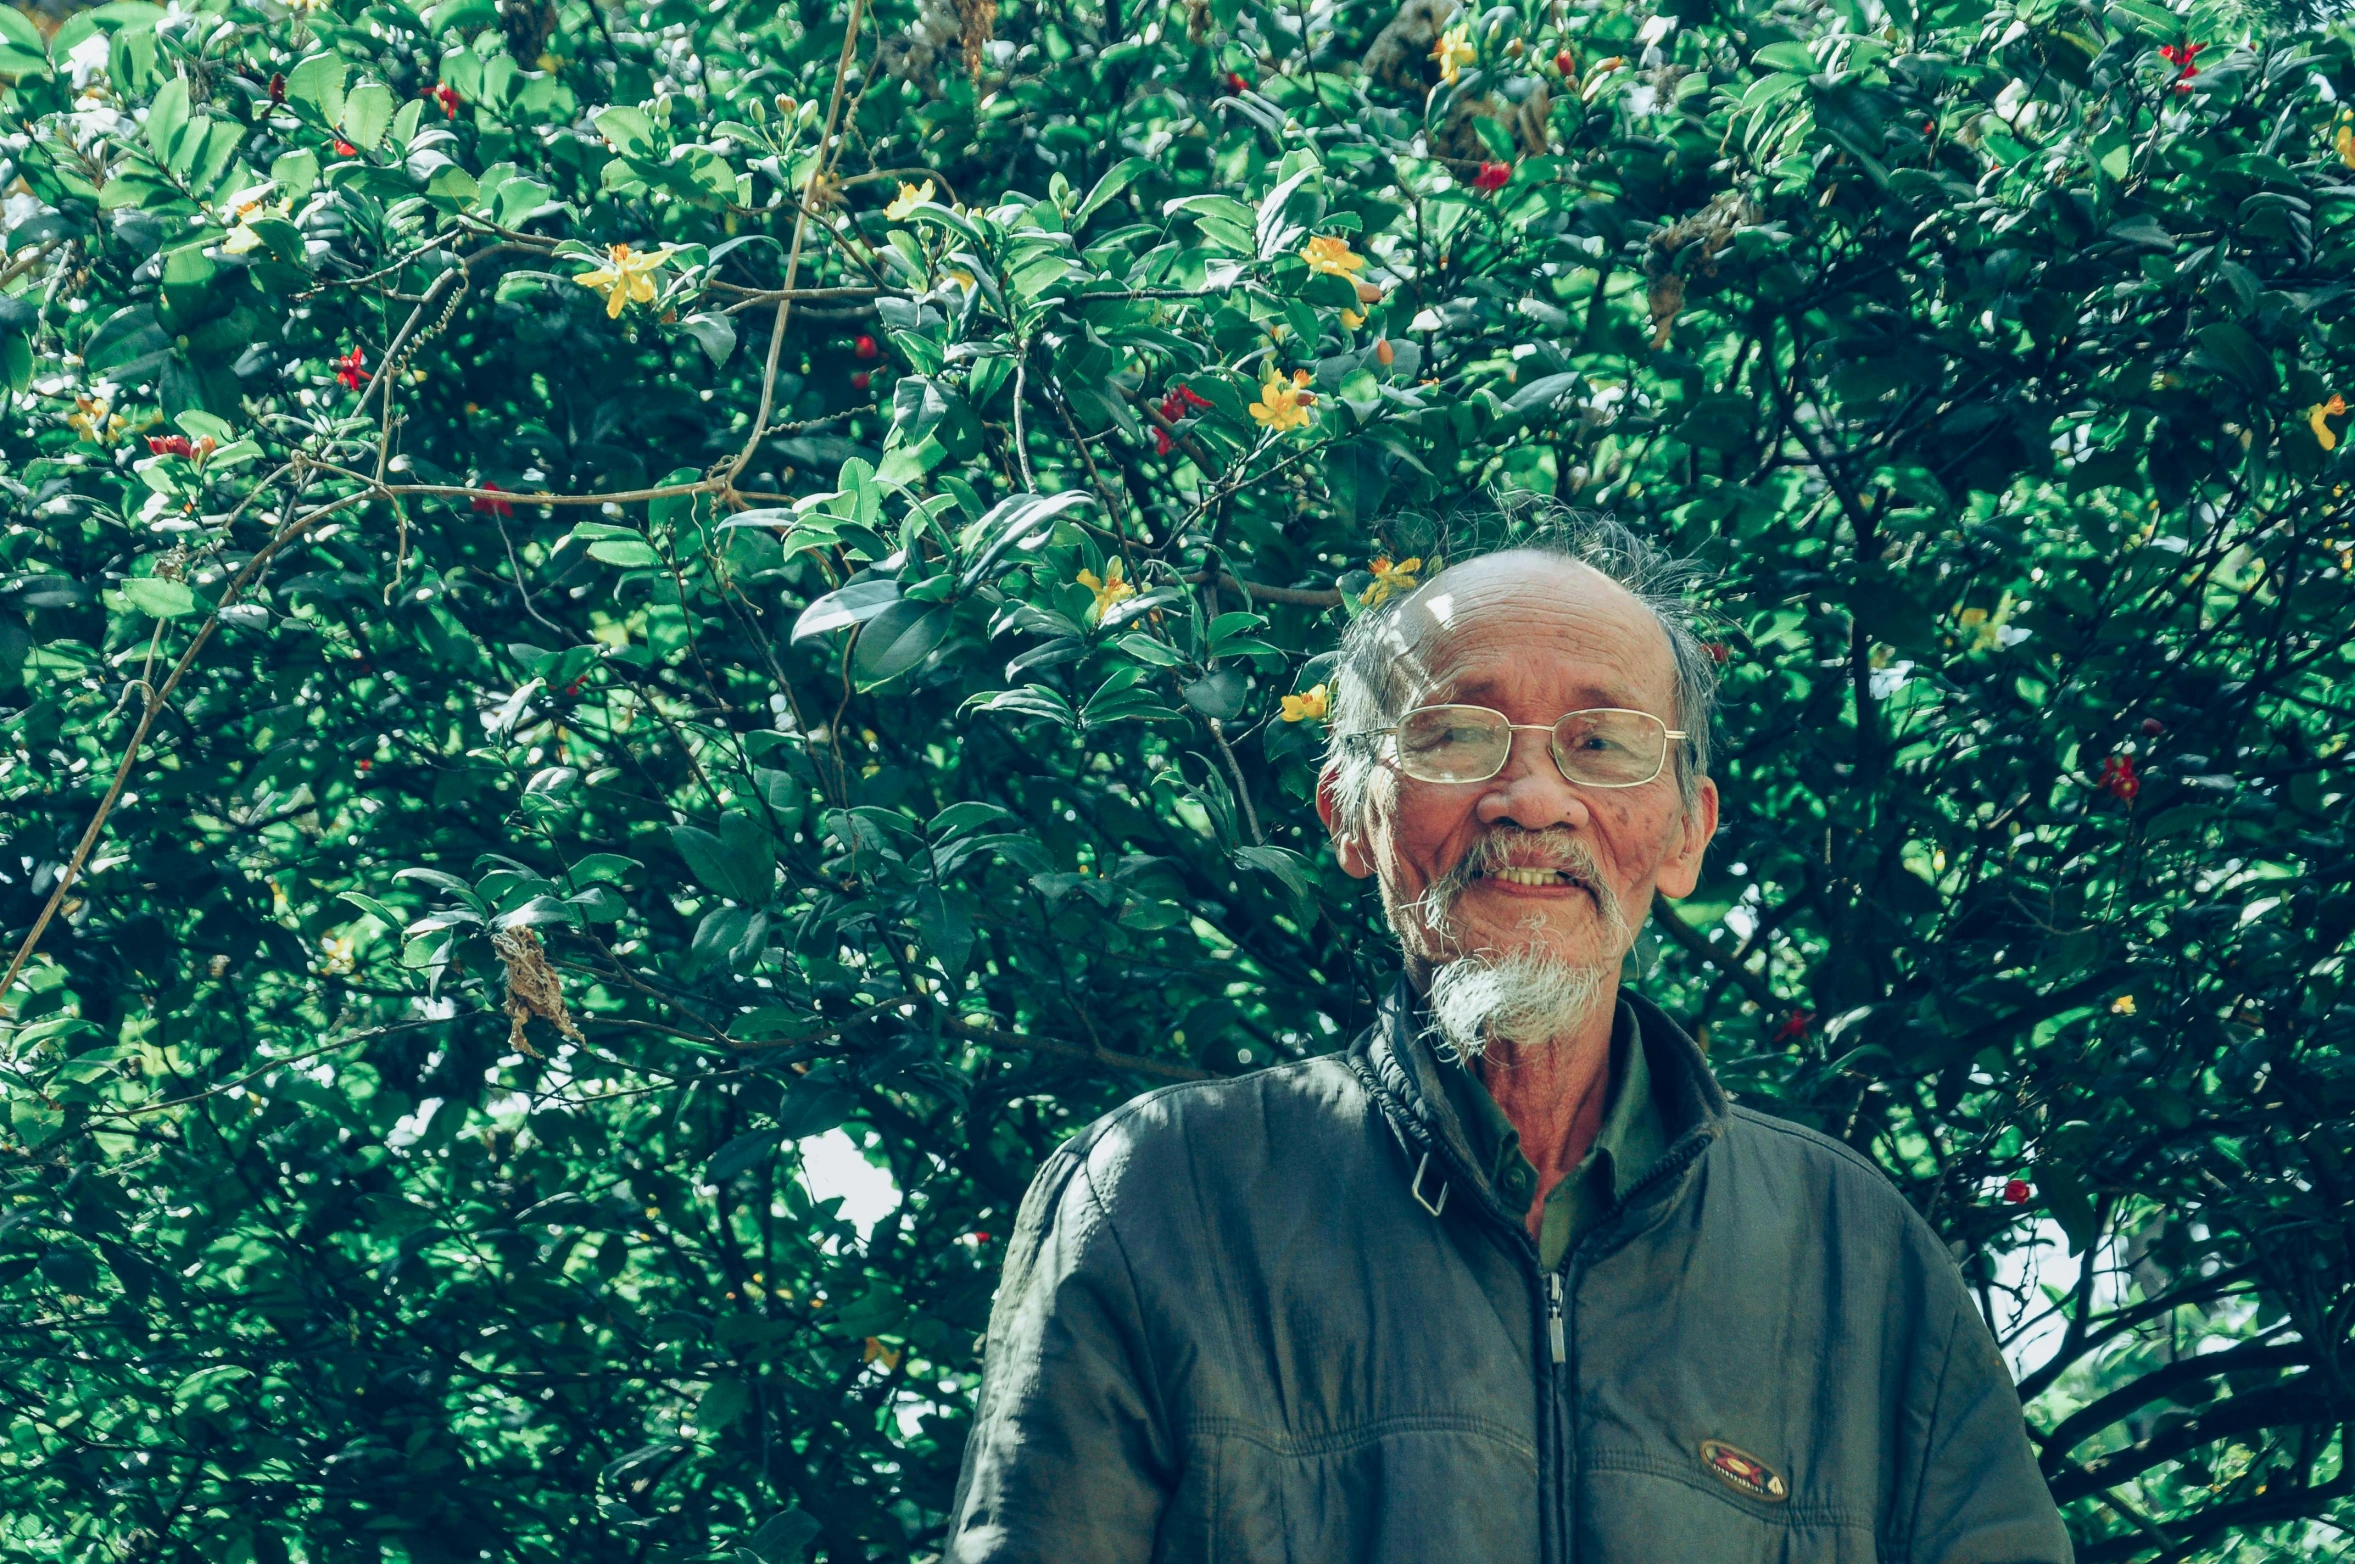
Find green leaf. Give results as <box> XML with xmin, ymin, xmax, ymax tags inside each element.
<box><xmin>143</xmin><ymin>77</ymin><xmax>189</xmax><ymax>162</ymax></box>
<box><xmin>594</xmin><ymin>105</ymin><xmax>658</xmax><ymax>156</ymax></box>
<box><xmin>286</xmin><ymin>53</ymin><xmax>346</xmax><ymax>126</ymax></box>
<box><xmin>1072</xmin><ymin>156</ymin><xmax>1154</xmax><ymax>231</ymax></box>
<box><xmin>119</xmin><ymin>578</ymin><xmax>196</xmax><ymax>618</ymax></box>
<box><xmin>706</xmin><ymin>1128</ymin><xmax>785</xmax><ymax>1182</ymax></box>
<box><xmin>672</xmin><ymin>813</ymin><xmax>775</xmax><ymax>904</ymax></box>
<box><xmin>793</xmin><ymin>580</ymin><xmax>902</xmax><ymax>640</ymax></box>
<box><xmin>695</xmin><ymin>1377</ymin><xmax>751</xmax><ymax>1435</ymax></box>
<box><xmin>747</xmin><ymin>1511</ymin><xmax>823</xmax><ymax>1564</ymax></box>
<box><xmin>852</xmin><ymin>599</ymin><xmax>949</xmax><ymax>688</ymax></box>
<box><xmin>680</xmin><ymin>311</ymin><xmax>736</xmax><ymax>366</ymax></box>
<box><xmin>340</xmin><ymin>82</ymin><xmax>397</xmax><ymax>151</ymax></box>
<box><xmin>2192</xmin><ymin>322</ymin><xmax>2277</xmax><ymax>394</ymax></box>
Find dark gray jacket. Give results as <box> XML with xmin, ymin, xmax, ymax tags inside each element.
<box><xmin>949</xmin><ymin>985</ymin><xmax>2072</xmax><ymax>1564</ymax></box>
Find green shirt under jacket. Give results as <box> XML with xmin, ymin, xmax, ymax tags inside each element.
<box><xmin>1429</xmin><ymin>1000</ymin><xmax>1671</xmax><ymax>1271</ymax></box>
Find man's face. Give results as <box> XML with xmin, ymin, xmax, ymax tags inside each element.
<box><xmin>1318</xmin><ymin>553</ymin><xmax>1718</xmax><ymax>977</ymax></box>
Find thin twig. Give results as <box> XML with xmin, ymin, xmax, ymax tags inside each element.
<box><xmin>724</xmin><ymin>0</ymin><xmax>869</xmax><ymax>487</ymax></box>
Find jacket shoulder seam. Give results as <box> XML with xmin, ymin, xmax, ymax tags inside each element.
<box><xmin>1726</xmin><ymin>1105</ymin><xmax>1898</xmax><ymax>1182</ymax></box>
<box><xmin>1059</xmin><ymin>1055</ymin><xmax>1358</xmax><ymax>1159</ymax></box>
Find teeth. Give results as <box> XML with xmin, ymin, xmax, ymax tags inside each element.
<box><xmin>1488</xmin><ymin>866</ymin><xmax>1565</xmax><ymax>886</ymax></box>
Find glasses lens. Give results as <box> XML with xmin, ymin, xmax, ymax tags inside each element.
<box><xmin>1551</xmin><ymin>709</ymin><xmax>1669</xmax><ymax>786</ymax></box>
<box><xmin>1393</xmin><ymin>705</ymin><xmax>1511</xmax><ymax>783</ymax></box>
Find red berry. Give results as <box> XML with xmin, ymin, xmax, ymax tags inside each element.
<box><xmin>2002</xmin><ymin>1179</ymin><xmax>2031</xmax><ymax>1205</ymax></box>
<box><xmin>268</xmin><ymin>72</ymin><xmax>286</xmax><ymax>104</ymax></box>
<box><xmin>854</xmin><ymin>334</ymin><xmax>878</xmax><ymax>359</ymax></box>
<box><xmin>355</xmin><ymin>757</ymin><xmax>373</xmax><ymax>772</ymax></box>
<box><xmin>1555</xmin><ymin>49</ymin><xmax>1575</xmax><ymax>75</ymax></box>
<box><xmin>2141</xmin><ymin>717</ymin><xmax>2164</xmax><ymax>736</ymax></box>
<box><xmin>851</xmin><ymin>370</ymin><xmax>871</xmax><ymax>391</ymax></box>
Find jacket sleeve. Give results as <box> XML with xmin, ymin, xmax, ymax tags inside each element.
<box><xmin>947</xmin><ymin>1136</ymin><xmax>1175</xmax><ymax>1563</ymax></box>
<box><xmin>1905</xmin><ymin>1286</ymin><xmax>2075</xmax><ymax>1564</ymax></box>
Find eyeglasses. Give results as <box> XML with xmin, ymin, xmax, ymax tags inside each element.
<box><xmin>1348</xmin><ymin>704</ymin><xmax>1688</xmax><ymax>789</ymax></box>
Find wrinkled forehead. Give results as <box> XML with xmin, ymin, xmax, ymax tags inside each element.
<box><xmin>1385</xmin><ymin>553</ymin><xmax>1679</xmax><ymax>712</ymax></box>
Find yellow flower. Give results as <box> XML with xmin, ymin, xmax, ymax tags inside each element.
<box><xmin>1248</xmin><ymin>368</ymin><xmax>1317</xmax><ymax>432</ymax></box>
<box><xmin>2110</xmin><ymin>994</ymin><xmax>2136</xmax><ymax>1016</ymax></box>
<box><xmin>222</xmin><ymin>198</ymin><xmax>289</xmax><ymax>256</ymax></box>
<box><xmin>2308</xmin><ymin>393</ymin><xmax>2346</xmax><ymax>452</ymax></box>
<box><xmin>1955</xmin><ymin>605</ymin><xmax>2003</xmax><ymax>651</ymax></box>
<box><xmin>575</xmin><ymin>243</ymin><xmax>667</xmax><ymax>319</ymax></box>
<box><xmin>1432</xmin><ymin>24</ymin><xmax>1477</xmax><ymax>86</ymax></box>
<box><xmin>67</xmin><ymin>395</ymin><xmax>125</xmax><ymax>444</ymax></box>
<box><xmin>1280</xmin><ymin>683</ymin><xmax>1331</xmax><ymax>723</ymax></box>
<box><xmin>885</xmin><ymin>178</ymin><xmax>935</xmax><ymax>221</ymax></box>
<box><xmin>1361</xmin><ymin>555</ymin><xmax>1422</xmax><ymax>607</ymax></box>
<box><xmin>1300</xmin><ymin>235</ymin><xmax>1365</xmax><ymax>278</ymax></box>
<box><xmin>1075</xmin><ymin>557</ymin><xmax>1136</xmax><ymax>624</ymax></box>
<box><xmin>1341</xmin><ymin>308</ymin><xmax>1365</xmax><ymax>330</ymax></box>
<box><xmin>2338</xmin><ymin>121</ymin><xmax>2355</xmax><ymax>170</ymax></box>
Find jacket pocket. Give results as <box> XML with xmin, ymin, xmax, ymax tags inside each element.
<box><xmin>1579</xmin><ymin>1451</ymin><xmax>1878</xmax><ymax>1564</ymax></box>
<box><xmin>1165</xmin><ymin>1415</ymin><xmax>1539</xmax><ymax>1564</ymax></box>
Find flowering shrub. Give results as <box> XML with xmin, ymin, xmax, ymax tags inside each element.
<box><xmin>2</xmin><ymin>0</ymin><xmax>2354</xmax><ymax>1557</ymax></box>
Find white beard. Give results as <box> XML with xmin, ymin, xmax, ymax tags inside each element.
<box><xmin>1425</xmin><ymin>949</ymin><xmax>1612</xmax><ymax>1060</ymax></box>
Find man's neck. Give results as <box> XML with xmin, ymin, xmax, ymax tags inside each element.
<box><xmin>1473</xmin><ymin>981</ymin><xmax>1621</xmax><ymax>1240</ymax></box>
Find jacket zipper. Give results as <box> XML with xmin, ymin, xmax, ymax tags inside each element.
<box><xmin>1547</xmin><ymin>1271</ymin><xmax>1566</xmax><ymax>1363</ymax></box>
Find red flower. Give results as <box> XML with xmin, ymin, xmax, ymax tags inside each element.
<box><xmin>332</xmin><ymin>139</ymin><xmax>358</xmax><ymax>158</ymax></box>
<box><xmin>1156</xmin><ymin>386</ymin><xmax>1209</xmax><ymax>423</ymax></box>
<box><xmin>2159</xmin><ymin>41</ymin><xmax>2203</xmax><ymax>92</ymax></box>
<box><xmin>2098</xmin><ymin>753</ymin><xmax>2140</xmax><ymax>802</ymax></box>
<box><xmin>147</xmin><ymin>434</ymin><xmax>193</xmax><ymax>458</ymax></box>
<box><xmin>470</xmin><ymin>482</ymin><xmax>513</xmax><ymax>517</ymax></box>
<box><xmin>431</xmin><ymin>84</ymin><xmax>460</xmax><ymax>118</ymax></box>
<box><xmin>1471</xmin><ymin>161</ymin><xmax>1512</xmax><ymax>191</ymax></box>
<box><xmin>2002</xmin><ymin>1179</ymin><xmax>2032</xmax><ymax>1205</ymax></box>
<box><xmin>1226</xmin><ymin>71</ymin><xmax>1249</xmax><ymax>94</ymax></box>
<box><xmin>851</xmin><ymin>370</ymin><xmax>872</xmax><ymax>391</ymax></box>
<box><xmin>1703</xmin><ymin>641</ymin><xmax>1729</xmax><ymax>665</ymax></box>
<box><xmin>268</xmin><ymin>72</ymin><xmax>286</xmax><ymax>105</ymax></box>
<box><xmin>1154</xmin><ymin>427</ymin><xmax>1176</xmax><ymax>456</ymax></box>
<box><xmin>854</xmin><ymin>334</ymin><xmax>879</xmax><ymax>359</ymax></box>
<box><xmin>355</xmin><ymin>757</ymin><xmax>373</xmax><ymax>773</ymax></box>
<box><xmin>334</xmin><ymin>347</ymin><xmax>369</xmax><ymax>390</ymax></box>
<box><xmin>1771</xmin><ymin>1010</ymin><xmax>1813</xmax><ymax>1044</ymax></box>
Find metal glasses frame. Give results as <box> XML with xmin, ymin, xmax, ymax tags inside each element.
<box><xmin>1345</xmin><ymin>704</ymin><xmax>1690</xmax><ymax>789</ymax></box>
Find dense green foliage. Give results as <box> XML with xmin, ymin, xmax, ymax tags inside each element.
<box><xmin>3</xmin><ymin>0</ymin><xmax>2354</xmax><ymax>1554</ymax></box>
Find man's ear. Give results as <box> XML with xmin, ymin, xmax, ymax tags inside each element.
<box><xmin>1316</xmin><ymin>763</ymin><xmax>1377</xmax><ymax>881</ymax></box>
<box><xmin>1653</xmin><ymin>776</ymin><xmax>1720</xmax><ymax>900</ymax></box>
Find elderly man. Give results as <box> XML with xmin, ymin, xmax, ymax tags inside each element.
<box><xmin>948</xmin><ymin>529</ymin><xmax>2072</xmax><ymax>1563</ymax></box>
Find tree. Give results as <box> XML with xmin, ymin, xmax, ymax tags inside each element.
<box><xmin>0</xmin><ymin>0</ymin><xmax>2350</xmax><ymax>1556</ymax></box>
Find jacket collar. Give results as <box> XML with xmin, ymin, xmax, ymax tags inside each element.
<box><xmin>1349</xmin><ymin>973</ymin><xmax>1732</xmax><ymax>1244</ymax></box>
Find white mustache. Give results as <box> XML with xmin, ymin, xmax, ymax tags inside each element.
<box><xmin>1409</xmin><ymin>828</ymin><xmax>1625</xmax><ymax>947</ymax></box>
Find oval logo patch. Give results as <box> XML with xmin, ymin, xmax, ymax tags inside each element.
<box><xmin>1699</xmin><ymin>1438</ymin><xmax>1788</xmax><ymax>1502</ymax></box>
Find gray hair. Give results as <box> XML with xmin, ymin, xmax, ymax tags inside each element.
<box><xmin>1324</xmin><ymin>510</ymin><xmax>1720</xmax><ymax>828</ymax></box>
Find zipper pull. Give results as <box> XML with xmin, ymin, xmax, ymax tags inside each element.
<box><xmin>1546</xmin><ymin>1272</ymin><xmax>1566</xmax><ymax>1364</ymax></box>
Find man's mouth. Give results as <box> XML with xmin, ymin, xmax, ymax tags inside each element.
<box><xmin>1477</xmin><ymin>865</ymin><xmax>1590</xmax><ymax>890</ymax></box>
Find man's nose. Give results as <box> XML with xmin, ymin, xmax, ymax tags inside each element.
<box><xmin>1475</xmin><ymin>725</ymin><xmax>1591</xmax><ymax>832</ymax></box>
